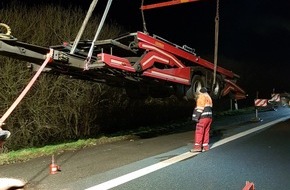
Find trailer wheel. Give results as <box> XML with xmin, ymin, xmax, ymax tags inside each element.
<box><xmin>186</xmin><ymin>75</ymin><xmax>205</xmax><ymax>100</ymax></box>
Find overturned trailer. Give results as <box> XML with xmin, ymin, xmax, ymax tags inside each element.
<box><xmin>0</xmin><ymin>29</ymin><xmax>245</xmax><ymax>100</ymax></box>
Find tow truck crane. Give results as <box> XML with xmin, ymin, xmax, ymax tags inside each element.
<box><xmin>0</xmin><ymin>0</ymin><xmax>246</xmax><ymax>100</ymax></box>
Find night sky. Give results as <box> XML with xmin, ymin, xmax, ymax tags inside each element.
<box><xmin>110</xmin><ymin>0</ymin><xmax>290</xmax><ymax>100</ymax></box>
<box><xmin>1</xmin><ymin>0</ymin><xmax>290</xmax><ymax>101</ymax></box>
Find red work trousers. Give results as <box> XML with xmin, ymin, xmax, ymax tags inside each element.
<box><xmin>194</xmin><ymin>117</ymin><xmax>212</xmax><ymax>147</ymax></box>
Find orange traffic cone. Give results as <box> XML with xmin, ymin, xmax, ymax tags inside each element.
<box><xmin>49</xmin><ymin>154</ymin><xmax>61</xmax><ymax>174</ymax></box>
<box><xmin>242</xmin><ymin>181</ymin><xmax>255</xmax><ymax>190</ymax></box>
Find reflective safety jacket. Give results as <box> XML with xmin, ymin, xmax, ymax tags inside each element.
<box><xmin>192</xmin><ymin>92</ymin><xmax>213</xmax><ymax>121</ymax></box>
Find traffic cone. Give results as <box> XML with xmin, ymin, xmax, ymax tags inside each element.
<box><xmin>242</xmin><ymin>181</ymin><xmax>255</xmax><ymax>190</ymax></box>
<box><xmin>49</xmin><ymin>154</ymin><xmax>61</xmax><ymax>174</ymax></box>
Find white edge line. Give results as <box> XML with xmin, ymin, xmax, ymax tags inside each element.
<box><xmin>85</xmin><ymin>152</ymin><xmax>198</xmax><ymax>190</ymax></box>
<box><xmin>211</xmin><ymin>116</ymin><xmax>290</xmax><ymax>149</ymax></box>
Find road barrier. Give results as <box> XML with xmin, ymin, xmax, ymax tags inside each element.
<box><xmin>252</xmin><ymin>99</ymin><xmax>266</xmax><ymax>122</ymax></box>
<box><xmin>254</xmin><ymin>99</ymin><xmax>268</xmax><ymax>107</ymax></box>
<box><xmin>268</xmin><ymin>93</ymin><xmax>280</xmax><ymax>103</ymax></box>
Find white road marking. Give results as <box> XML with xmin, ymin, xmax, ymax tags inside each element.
<box><xmin>86</xmin><ymin>116</ymin><xmax>290</xmax><ymax>190</ymax></box>
<box><xmin>211</xmin><ymin>116</ymin><xmax>290</xmax><ymax>148</ymax></box>
<box><xmin>85</xmin><ymin>151</ymin><xmax>199</xmax><ymax>190</ymax></box>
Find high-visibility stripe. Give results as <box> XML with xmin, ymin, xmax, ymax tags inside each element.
<box><xmin>201</xmin><ymin>112</ymin><xmax>212</xmax><ymax>116</ymax></box>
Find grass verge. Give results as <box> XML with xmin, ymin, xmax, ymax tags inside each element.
<box><xmin>0</xmin><ymin>135</ymin><xmax>135</xmax><ymax>165</ymax></box>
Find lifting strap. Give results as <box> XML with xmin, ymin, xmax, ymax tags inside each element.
<box><xmin>0</xmin><ymin>49</ymin><xmax>53</xmax><ymax>128</ymax></box>
<box><xmin>85</xmin><ymin>0</ymin><xmax>113</xmax><ymax>70</ymax></box>
<box><xmin>70</xmin><ymin>0</ymin><xmax>100</xmax><ymax>54</ymax></box>
<box><xmin>212</xmin><ymin>0</ymin><xmax>219</xmax><ymax>89</ymax></box>
<box><xmin>141</xmin><ymin>0</ymin><xmax>148</xmax><ymax>33</ymax></box>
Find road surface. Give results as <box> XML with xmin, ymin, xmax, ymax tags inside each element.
<box><xmin>0</xmin><ymin>107</ymin><xmax>290</xmax><ymax>189</ymax></box>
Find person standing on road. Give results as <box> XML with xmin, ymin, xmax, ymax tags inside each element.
<box><xmin>191</xmin><ymin>87</ymin><xmax>213</xmax><ymax>152</ymax></box>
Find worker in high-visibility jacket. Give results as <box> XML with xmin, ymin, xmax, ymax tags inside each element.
<box><xmin>191</xmin><ymin>87</ymin><xmax>213</xmax><ymax>152</ymax></box>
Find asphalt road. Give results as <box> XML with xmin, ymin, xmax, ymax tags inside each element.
<box><xmin>1</xmin><ymin>107</ymin><xmax>290</xmax><ymax>190</ymax></box>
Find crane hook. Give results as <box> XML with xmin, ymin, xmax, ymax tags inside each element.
<box><xmin>0</xmin><ymin>23</ymin><xmax>12</xmax><ymax>38</ymax></box>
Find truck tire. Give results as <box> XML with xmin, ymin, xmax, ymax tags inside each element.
<box><xmin>185</xmin><ymin>75</ymin><xmax>205</xmax><ymax>100</ymax></box>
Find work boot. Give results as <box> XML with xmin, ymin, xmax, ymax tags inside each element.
<box><xmin>190</xmin><ymin>145</ymin><xmax>202</xmax><ymax>152</ymax></box>
<box><xmin>202</xmin><ymin>145</ymin><xmax>210</xmax><ymax>152</ymax></box>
